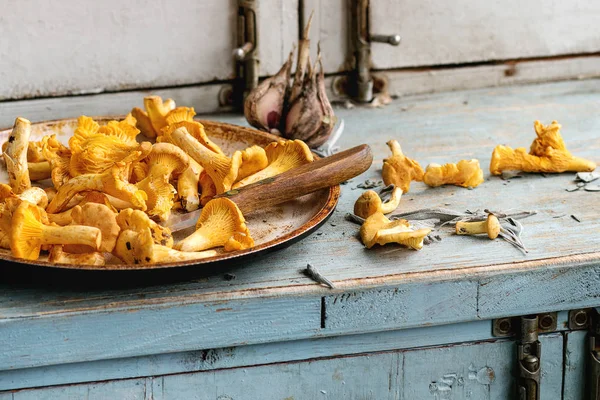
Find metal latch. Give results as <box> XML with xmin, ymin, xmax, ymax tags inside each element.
<box><xmin>589</xmin><ymin>309</ymin><xmax>600</xmax><ymax>399</ymax></box>
<box><xmin>350</xmin><ymin>0</ymin><xmax>401</xmax><ymax>103</ymax></box>
<box><xmin>517</xmin><ymin>315</ymin><xmax>541</xmax><ymax>400</ymax></box>
<box><xmin>233</xmin><ymin>0</ymin><xmax>259</xmax><ymax>106</ymax></box>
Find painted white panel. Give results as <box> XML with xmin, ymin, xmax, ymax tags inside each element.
<box><xmin>0</xmin><ymin>0</ymin><xmax>297</xmax><ymax>100</ymax></box>
<box><xmin>371</xmin><ymin>0</ymin><xmax>600</xmax><ymax>69</ymax></box>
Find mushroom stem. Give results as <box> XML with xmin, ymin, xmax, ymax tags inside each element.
<box><xmin>175</xmin><ymin>229</ymin><xmax>216</xmax><ymax>252</ymax></box>
<box><xmin>177</xmin><ymin>159</ymin><xmax>202</xmax><ymax>212</ymax></box>
<box><xmin>380</xmin><ymin>187</ymin><xmax>403</xmax><ymax>214</ymax></box>
<box><xmin>455</xmin><ymin>214</ymin><xmax>500</xmax><ymax>239</ymax></box>
<box><xmin>28</xmin><ymin>161</ymin><xmax>52</xmax><ymax>181</ymax></box>
<box><xmin>4</xmin><ymin>117</ymin><xmax>32</xmax><ymax>194</ymax></box>
<box><xmin>38</xmin><ymin>224</ymin><xmax>102</xmax><ymax>248</ymax></box>
<box><xmin>153</xmin><ymin>246</ymin><xmax>218</xmax><ymax>262</ymax></box>
<box><xmin>387</xmin><ymin>140</ymin><xmax>403</xmax><ymax>157</ymax></box>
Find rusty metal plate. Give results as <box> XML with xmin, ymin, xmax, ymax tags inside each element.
<box><xmin>0</xmin><ymin>117</ymin><xmax>340</xmax><ymax>270</ymax></box>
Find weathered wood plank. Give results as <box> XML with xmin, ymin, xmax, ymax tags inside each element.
<box><xmin>563</xmin><ymin>330</ymin><xmax>587</xmax><ymax>400</ymax></box>
<box><xmin>0</xmin><ymin>297</ymin><xmax>320</xmax><ymax>371</ymax></box>
<box><xmin>402</xmin><ymin>333</ymin><xmax>563</xmax><ymax>399</ymax></box>
<box><xmin>11</xmin><ymin>378</ymin><xmax>147</xmax><ymax>400</ymax></box>
<box><xmin>0</xmin><ymin>0</ymin><xmax>297</xmax><ymax>100</ymax></box>
<box><xmin>0</xmin><ymin>319</ymin><xmax>496</xmax><ymax>390</ymax></box>
<box><xmin>323</xmin><ymin>280</ymin><xmax>478</xmax><ymax>333</ymax></box>
<box><xmin>155</xmin><ymin>353</ymin><xmax>400</xmax><ymax>400</ymax></box>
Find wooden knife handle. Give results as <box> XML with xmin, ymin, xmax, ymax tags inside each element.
<box><xmin>217</xmin><ymin>144</ymin><xmax>373</xmax><ymax>214</ymax></box>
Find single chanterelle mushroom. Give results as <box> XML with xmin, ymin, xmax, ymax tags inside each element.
<box><xmin>236</xmin><ymin>145</ymin><xmax>269</xmax><ymax>182</ymax></box>
<box><xmin>2</xmin><ymin>139</ymin><xmax>45</xmax><ymax>163</ymax></box>
<box><xmin>353</xmin><ymin>186</ymin><xmax>403</xmax><ymax>219</ymax></box>
<box><xmin>382</xmin><ymin>140</ymin><xmax>424</xmax><ymax>193</ymax></box>
<box><xmin>177</xmin><ymin>159</ymin><xmax>202</xmax><ymax>212</ymax></box>
<box><xmin>359</xmin><ymin>212</ymin><xmax>431</xmax><ymax>250</ymax></box>
<box><xmin>116</xmin><ymin>209</ymin><xmax>174</xmax><ymax>248</ymax></box>
<box><xmin>135</xmin><ymin>143</ymin><xmax>190</xmax><ymax>221</ymax></box>
<box><xmin>69</xmin><ymin>203</ymin><xmax>120</xmax><ymax>252</ymax></box>
<box><xmin>3</xmin><ymin>117</ymin><xmax>32</xmax><ymax>194</ymax></box>
<box><xmin>48</xmin><ymin>245</ymin><xmax>105</xmax><ymax>266</ymax></box>
<box><xmin>199</xmin><ymin>171</ymin><xmax>216</xmax><ymax>206</ymax></box>
<box><xmin>167</xmin><ymin>127</ymin><xmax>242</xmax><ymax>194</ymax></box>
<box><xmin>490</xmin><ymin>120</ymin><xmax>597</xmax><ymax>175</ymax></box>
<box><xmin>0</xmin><ymin>184</ymin><xmax>48</xmax><ymax>208</ymax></box>
<box><xmin>232</xmin><ymin>140</ymin><xmax>313</xmax><ymax>189</ymax></box>
<box><xmin>455</xmin><ymin>214</ymin><xmax>501</xmax><ymax>240</ymax></box>
<box><xmin>175</xmin><ymin>198</ymin><xmax>254</xmax><ymax>252</ymax></box>
<box><xmin>131</xmin><ymin>96</ymin><xmax>176</xmax><ymax>138</ymax></box>
<box><xmin>69</xmin><ymin>115</ymin><xmax>146</xmax><ymax>177</ymax></box>
<box><xmin>114</xmin><ymin>209</ymin><xmax>215</xmax><ymax>264</ymax></box>
<box><xmin>46</xmin><ymin>161</ymin><xmax>148</xmax><ymax>213</ymax></box>
<box><xmin>48</xmin><ymin>191</ymin><xmax>117</xmax><ymax>226</ymax></box>
<box><xmin>423</xmin><ymin>159</ymin><xmax>484</xmax><ymax>188</ymax></box>
<box><xmin>160</xmin><ymin>107</ymin><xmax>223</xmax><ymax>154</ymax></box>
<box><xmin>41</xmin><ymin>134</ymin><xmax>72</xmax><ymax>188</ymax></box>
<box><xmin>10</xmin><ymin>201</ymin><xmax>102</xmax><ymax>260</ymax></box>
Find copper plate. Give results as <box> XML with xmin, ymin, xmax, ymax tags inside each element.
<box><xmin>0</xmin><ymin>117</ymin><xmax>340</xmax><ymax>271</ymax></box>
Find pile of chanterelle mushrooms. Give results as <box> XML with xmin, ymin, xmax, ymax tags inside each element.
<box><xmin>352</xmin><ymin>120</ymin><xmax>597</xmax><ymax>251</ymax></box>
<box><xmin>0</xmin><ymin>96</ymin><xmax>315</xmax><ymax>265</ymax></box>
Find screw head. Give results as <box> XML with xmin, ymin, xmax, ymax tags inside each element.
<box><xmin>388</xmin><ymin>35</ymin><xmax>401</xmax><ymax>46</ymax></box>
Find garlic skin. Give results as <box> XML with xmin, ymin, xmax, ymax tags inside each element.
<box><xmin>244</xmin><ymin>50</ymin><xmax>294</xmax><ymax>133</ymax></box>
<box><xmin>284</xmin><ymin>52</ymin><xmax>336</xmax><ymax>148</ymax></box>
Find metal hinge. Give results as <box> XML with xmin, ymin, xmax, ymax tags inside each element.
<box><xmin>232</xmin><ymin>0</ymin><xmax>259</xmax><ymax>108</ymax></box>
<box><xmin>589</xmin><ymin>309</ymin><xmax>600</xmax><ymax>400</ymax></box>
<box><xmin>517</xmin><ymin>315</ymin><xmax>541</xmax><ymax>400</ymax></box>
<box><xmin>348</xmin><ymin>0</ymin><xmax>400</xmax><ymax>103</ymax></box>
<box><xmin>492</xmin><ymin>312</ymin><xmax>557</xmax><ymax>337</ymax></box>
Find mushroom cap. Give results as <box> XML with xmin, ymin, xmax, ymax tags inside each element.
<box><xmin>144</xmin><ymin>96</ymin><xmax>176</xmax><ymax>134</ymax></box>
<box><xmin>131</xmin><ymin>107</ymin><xmax>157</xmax><ymax>138</ymax></box>
<box><xmin>360</xmin><ymin>212</ymin><xmax>431</xmax><ymax>250</ymax></box>
<box><xmin>530</xmin><ymin>120</ymin><xmax>568</xmax><ymax>157</ymax></box>
<box><xmin>146</xmin><ymin>142</ymin><xmax>190</xmax><ymax>178</ymax></box>
<box><xmin>71</xmin><ymin>203</ymin><xmax>120</xmax><ymax>252</ymax></box>
<box><xmin>424</xmin><ymin>159</ymin><xmax>484</xmax><ymax>188</ymax></box>
<box><xmin>236</xmin><ymin>145</ymin><xmax>269</xmax><ymax>182</ymax></box>
<box><xmin>114</xmin><ymin>227</ymin><xmax>154</xmax><ymax>265</ymax></box>
<box><xmin>41</xmin><ymin>134</ymin><xmax>72</xmax><ymax>188</ymax></box>
<box><xmin>174</xmin><ymin>198</ymin><xmax>252</xmax><ymax>252</ymax></box>
<box><xmin>10</xmin><ymin>201</ymin><xmax>46</xmax><ymax>259</ymax></box>
<box><xmin>382</xmin><ymin>140</ymin><xmax>423</xmax><ymax>193</ymax></box>
<box><xmin>137</xmin><ymin>173</ymin><xmax>177</xmax><ymax>222</ymax></box>
<box><xmin>116</xmin><ymin>208</ymin><xmax>173</xmax><ymax>247</ymax></box>
<box><xmin>199</xmin><ymin>171</ymin><xmax>216</xmax><ymax>206</ymax></box>
<box><xmin>485</xmin><ymin>214</ymin><xmax>501</xmax><ymax>240</ymax></box>
<box><xmin>354</xmin><ymin>190</ymin><xmax>383</xmax><ymax>219</ymax></box>
<box><xmin>232</xmin><ymin>140</ymin><xmax>313</xmax><ymax>189</ymax></box>
<box><xmin>161</xmin><ymin>119</ymin><xmax>224</xmax><ymax>155</ymax></box>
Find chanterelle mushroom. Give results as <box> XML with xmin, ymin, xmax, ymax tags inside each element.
<box><xmin>382</xmin><ymin>140</ymin><xmax>424</xmax><ymax>193</ymax></box>
<box><xmin>10</xmin><ymin>201</ymin><xmax>102</xmax><ymax>260</ymax></box>
<box><xmin>359</xmin><ymin>212</ymin><xmax>431</xmax><ymax>250</ymax></box>
<box><xmin>46</xmin><ymin>161</ymin><xmax>148</xmax><ymax>213</ymax></box>
<box><xmin>116</xmin><ymin>209</ymin><xmax>173</xmax><ymax>248</ymax></box>
<box><xmin>167</xmin><ymin>127</ymin><xmax>242</xmax><ymax>194</ymax></box>
<box><xmin>232</xmin><ymin>140</ymin><xmax>313</xmax><ymax>189</ymax></box>
<box><xmin>0</xmin><ymin>184</ymin><xmax>48</xmax><ymax>208</ymax></box>
<box><xmin>135</xmin><ymin>143</ymin><xmax>190</xmax><ymax>222</ymax></box>
<box><xmin>48</xmin><ymin>245</ymin><xmax>105</xmax><ymax>266</ymax></box>
<box><xmin>47</xmin><ymin>191</ymin><xmax>117</xmax><ymax>226</ymax></box>
<box><xmin>160</xmin><ymin>107</ymin><xmax>223</xmax><ymax>154</ymax></box>
<box><xmin>353</xmin><ymin>186</ymin><xmax>402</xmax><ymax>219</ymax></box>
<box><xmin>490</xmin><ymin>120</ymin><xmax>597</xmax><ymax>175</ymax></box>
<box><xmin>3</xmin><ymin>117</ymin><xmax>32</xmax><ymax>194</ymax></box>
<box><xmin>41</xmin><ymin>134</ymin><xmax>72</xmax><ymax>188</ymax></box>
<box><xmin>175</xmin><ymin>198</ymin><xmax>254</xmax><ymax>252</ymax></box>
<box><xmin>423</xmin><ymin>159</ymin><xmax>484</xmax><ymax>188</ymax></box>
<box><xmin>236</xmin><ymin>145</ymin><xmax>269</xmax><ymax>182</ymax></box>
<box><xmin>177</xmin><ymin>159</ymin><xmax>202</xmax><ymax>212</ymax></box>
<box><xmin>114</xmin><ymin>209</ymin><xmax>215</xmax><ymax>264</ymax></box>
<box><xmin>199</xmin><ymin>171</ymin><xmax>216</xmax><ymax>206</ymax></box>
<box><xmin>69</xmin><ymin>203</ymin><xmax>120</xmax><ymax>252</ymax></box>
<box><xmin>134</xmin><ymin>96</ymin><xmax>176</xmax><ymax>139</ymax></box>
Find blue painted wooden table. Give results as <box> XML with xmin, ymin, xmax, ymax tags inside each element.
<box><xmin>1</xmin><ymin>80</ymin><xmax>599</xmax><ymax>399</ymax></box>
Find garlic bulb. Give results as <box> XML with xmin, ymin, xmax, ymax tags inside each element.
<box><xmin>244</xmin><ymin>50</ymin><xmax>294</xmax><ymax>133</ymax></box>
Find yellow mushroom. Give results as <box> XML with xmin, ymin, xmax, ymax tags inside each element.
<box><xmin>175</xmin><ymin>198</ymin><xmax>254</xmax><ymax>252</ymax></box>
<box><xmin>3</xmin><ymin>117</ymin><xmax>32</xmax><ymax>194</ymax></box>
<box><xmin>353</xmin><ymin>186</ymin><xmax>402</xmax><ymax>219</ymax></box>
<box><xmin>46</xmin><ymin>162</ymin><xmax>148</xmax><ymax>213</ymax></box>
<box><xmin>167</xmin><ymin>127</ymin><xmax>242</xmax><ymax>194</ymax></box>
<box><xmin>236</xmin><ymin>145</ymin><xmax>269</xmax><ymax>182</ymax></box>
<box><xmin>114</xmin><ymin>209</ymin><xmax>214</xmax><ymax>264</ymax></box>
<box><xmin>116</xmin><ymin>209</ymin><xmax>173</xmax><ymax>248</ymax></box>
<box><xmin>131</xmin><ymin>96</ymin><xmax>176</xmax><ymax>138</ymax></box>
<box><xmin>2</xmin><ymin>140</ymin><xmax>45</xmax><ymax>163</ymax></box>
<box><xmin>68</xmin><ymin>203</ymin><xmax>120</xmax><ymax>252</ymax></box>
<box><xmin>41</xmin><ymin>134</ymin><xmax>72</xmax><ymax>188</ymax></box>
<box><xmin>48</xmin><ymin>245</ymin><xmax>105</xmax><ymax>266</ymax></box>
<box><xmin>177</xmin><ymin>158</ymin><xmax>202</xmax><ymax>212</ymax></box>
<box><xmin>490</xmin><ymin>120</ymin><xmax>596</xmax><ymax>175</ymax></box>
<box><xmin>232</xmin><ymin>140</ymin><xmax>313</xmax><ymax>189</ymax></box>
<box><xmin>0</xmin><ymin>184</ymin><xmax>48</xmax><ymax>208</ymax></box>
<box><xmin>161</xmin><ymin>108</ymin><xmax>223</xmax><ymax>154</ymax></box>
<box><xmin>0</xmin><ymin>198</ymin><xmax>19</xmax><ymax>249</ymax></box>
<box><xmin>382</xmin><ymin>140</ymin><xmax>424</xmax><ymax>193</ymax></box>
<box><xmin>359</xmin><ymin>212</ymin><xmax>431</xmax><ymax>250</ymax></box>
<box><xmin>455</xmin><ymin>214</ymin><xmax>501</xmax><ymax>240</ymax></box>
<box><xmin>28</xmin><ymin>161</ymin><xmax>52</xmax><ymax>181</ymax></box>
<box><xmin>69</xmin><ymin>115</ymin><xmax>148</xmax><ymax>177</ymax></box>
<box><xmin>135</xmin><ymin>143</ymin><xmax>190</xmax><ymax>221</ymax></box>
<box><xmin>10</xmin><ymin>201</ymin><xmax>102</xmax><ymax>260</ymax></box>
<box><xmin>423</xmin><ymin>159</ymin><xmax>484</xmax><ymax>188</ymax></box>
<box><xmin>199</xmin><ymin>171</ymin><xmax>216</xmax><ymax>206</ymax></box>
<box><xmin>47</xmin><ymin>191</ymin><xmax>117</xmax><ymax>226</ymax></box>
